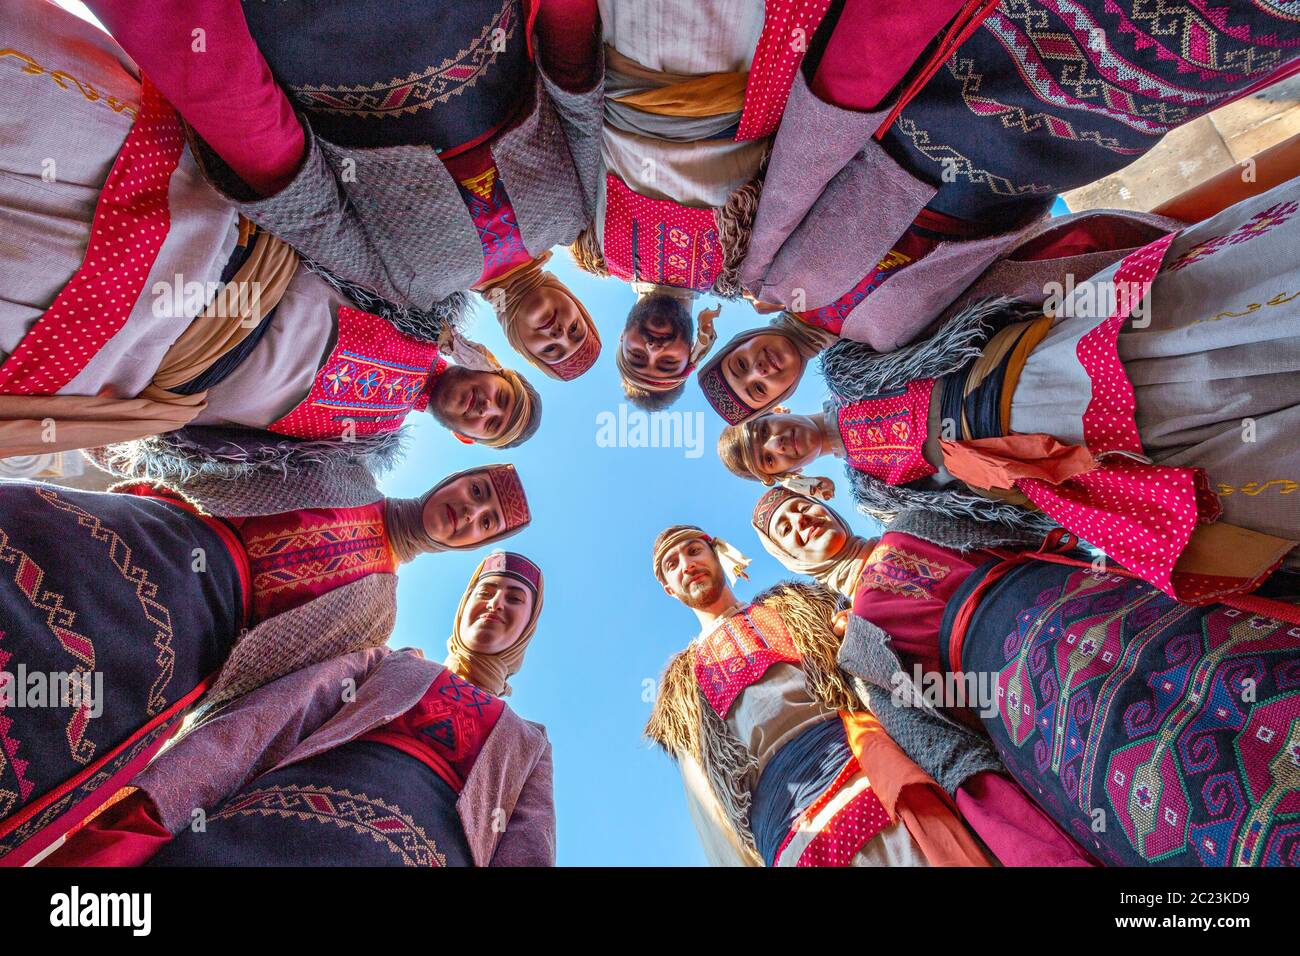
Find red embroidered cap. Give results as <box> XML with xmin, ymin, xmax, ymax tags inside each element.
<box><xmin>479</xmin><ymin>550</ymin><xmax>542</xmax><ymax>593</ymax></box>
<box><xmin>486</xmin><ymin>464</ymin><xmax>531</xmax><ymax>532</ymax></box>
<box><xmin>752</xmin><ymin>486</ymin><xmax>801</xmax><ymax>537</ymax></box>
<box><xmin>838</xmin><ymin>379</ymin><xmax>939</xmax><ymax>486</ymax></box>
<box><xmin>699</xmin><ymin>362</ymin><xmax>757</xmax><ymax>426</ymax></box>
<box><xmin>549</xmin><ymin>331</ymin><xmax>601</xmax><ymax>381</ymax></box>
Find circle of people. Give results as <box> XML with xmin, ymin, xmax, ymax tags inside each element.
<box><xmin>2</xmin><ymin>0</ymin><xmax>1299</xmax><ymax>868</ymax></box>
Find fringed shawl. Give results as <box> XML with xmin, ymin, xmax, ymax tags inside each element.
<box><xmin>820</xmin><ymin>296</ymin><xmax>1062</xmax><ymax>547</ymax></box>
<box><xmin>85</xmin><ymin>425</ymin><xmax>407</xmax><ymax>486</ymax></box>
<box><xmin>644</xmin><ymin>580</ymin><xmax>852</xmax><ymax>859</ymax></box>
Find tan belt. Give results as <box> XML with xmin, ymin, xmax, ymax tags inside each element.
<box><xmin>0</xmin><ymin>221</ymin><xmax>299</xmax><ymax>458</ymax></box>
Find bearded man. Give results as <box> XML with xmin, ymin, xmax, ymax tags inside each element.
<box><xmin>644</xmin><ymin>524</ymin><xmax>989</xmax><ymax>866</ymax></box>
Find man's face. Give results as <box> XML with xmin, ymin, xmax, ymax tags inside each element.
<box><xmin>458</xmin><ymin>573</ymin><xmax>535</xmax><ymax>654</ymax></box>
<box><xmin>428</xmin><ymin>367</ymin><xmax>516</xmax><ymax>442</ymax></box>
<box><xmin>422</xmin><ymin>472</ymin><xmax>505</xmax><ymax>547</ymax></box>
<box><xmin>622</xmin><ymin>305</ymin><xmax>692</xmax><ymax>381</ymax></box>
<box><xmin>721</xmin><ymin>332</ymin><xmax>801</xmax><ymax>410</ymax></box>
<box><xmin>769</xmin><ymin>496</ymin><xmax>845</xmax><ymax>562</ymax></box>
<box><xmin>659</xmin><ymin>538</ymin><xmax>725</xmax><ymax>609</ymax></box>
<box><xmin>749</xmin><ymin>413</ymin><xmax>821</xmax><ymax>477</ymax></box>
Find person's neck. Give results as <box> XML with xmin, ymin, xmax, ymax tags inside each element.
<box><xmin>812</xmin><ymin>412</ymin><xmax>837</xmax><ymax>458</ymax></box>
<box><xmin>691</xmin><ymin>588</ymin><xmax>742</xmax><ymax>633</ymax></box>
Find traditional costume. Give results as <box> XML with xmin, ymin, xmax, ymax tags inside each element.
<box><xmin>750</xmin><ymin>489</ymin><xmax>1099</xmax><ymax>864</ymax></box>
<box><xmin>586</xmin><ymin>0</ymin><xmax>851</xmax><ymax>394</ymax></box>
<box><xmin>735</xmin><ymin>180</ymin><xmax>1300</xmax><ymax>604</ymax></box>
<box><xmin>84</xmin><ymin>0</ymin><xmax>604</xmax><ymax>385</ymax></box>
<box><xmin>646</xmin><ymin>526</ymin><xmax>991</xmax><ymax>867</ymax></box>
<box><xmin>0</xmin><ymin>461</ymin><xmax>530</xmax><ymax>864</ymax></box>
<box><xmin>843</xmin><ymin>510</ymin><xmax>1300</xmax><ymax>866</ymax></box>
<box><xmin>0</xmin><ymin>1</ymin><xmax>536</xmax><ymax>459</ymax></box>
<box><xmin>43</xmin><ymin>647</ymin><xmax>556</xmax><ymax>867</ymax></box>
<box><xmin>740</xmin><ymin>0</ymin><xmax>1300</xmax><ymax>353</ymax></box>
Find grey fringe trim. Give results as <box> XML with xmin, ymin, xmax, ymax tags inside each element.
<box><xmin>846</xmin><ymin>467</ymin><xmax>1061</xmax><ymax>545</ymax></box>
<box><xmin>303</xmin><ymin>259</ymin><xmax>468</xmax><ymax>343</ymax></box>
<box><xmin>86</xmin><ymin>426</ymin><xmax>409</xmax><ymax>485</ymax></box>
<box><xmin>697</xmin><ymin>695</ymin><xmax>762</xmax><ymax>859</ymax></box>
<box><xmin>819</xmin><ymin>296</ymin><xmax>1028</xmax><ymax>402</ymax></box>
<box><xmin>840</xmin><ymin>615</ymin><xmax>1005</xmax><ymax>796</ymax></box>
<box><xmin>887</xmin><ymin>507</ymin><xmax>1057</xmax><ymax>552</ymax></box>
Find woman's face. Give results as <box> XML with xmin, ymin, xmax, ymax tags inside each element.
<box><xmin>721</xmin><ymin>333</ymin><xmax>801</xmax><ymax>410</ymax></box>
<box><xmin>458</xmin><ymin>573</ymin><xmax>536</xmax><ymax>654</ymax></box>
<box><xmin>770</xmin><ymin>497</ymin><xmax>846</xmax><ymax>563</ymax></box>
<box><xmin>422</xmin><ymin>473</ymin><xmax>505</xmax><ymax>548</ymax></box>
<box><xmin>513</xmin><ymin>287</ymin><xmax>588</xmax><ymax>366</ymax></box>
<box><xmin>749</xmin><ymin>413</ymin><xmax>821</xmax><ymax>476</ymax></box>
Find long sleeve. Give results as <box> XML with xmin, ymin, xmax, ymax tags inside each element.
<box><xmin>534</xmin><ymin>0</ymin><xmax>600</xmax><ymax>92</ymax></box>
<box><xmin>85</xmin><ymin>0</ymin><xmax>304</xmax><ymax>196</ymax></box>
<box><xmin>40</xmin><ymin>790</ymin><xmax>173</xmax><ymax>868</ymax></box>
<box><xmin>489</xmin><ymin>742</ymin><xmax>557</xmax><ymax>866</ymax></box>
<box><xmin>131</xmin><ymin>648</ymin><xmax>389</xmax><ymax>834</ymax></box>
<box><xmin>536</xmin><ymin>57</ymin><xmax>606</xmax><ymax>221</ymax></box>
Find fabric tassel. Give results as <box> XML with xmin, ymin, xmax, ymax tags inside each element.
<box><xmin>710</xmin><ymin>536</ymin><xmax>751</xmax><ymax>585</ymax></box>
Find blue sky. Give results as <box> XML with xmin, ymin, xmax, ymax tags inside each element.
<box><xmin>382</xmin><ymin>254</ymin><xmax>880</xmax><ymax>866</ymax></box>
<box><xmin>387</xmin><ymin>199</ymin><xmax>1067</xmax><ymax>865</ymax></box>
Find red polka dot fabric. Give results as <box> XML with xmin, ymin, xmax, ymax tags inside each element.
<box><xmin>1015</xmin><ymin>232</ymin><xmax>1242</xmax><ymax>604</ymax></box>
<box><xmin>735</xmin><ymin>0</ymin><xmax>834</xmax><ymax>142</ymax></box>
<box><xmin>692</xmin><ymin>603</ymin><xmax>801</xmax><ymax>719</ymax></box>
<box><xmin>1075</xmin><ymin>233</ymin><xmax>1176</xmax><ymax>456</ymax></box>
<box><xmin>1019</xmin><ymin>462</ymin><xmax>1220</xmax><ymax>603</ymax></box>
<box><xmin>268</xmin><ymin>306</ymin><xmax>444</xmax><ymax>440</ymax></box>
<box><xmin>774</xmin><ymin>757</ymin><xmax>892</xmax><ymax>867</ymax></box>
<box><xmin>0</xmin><ymin>78</ymin><xmax>184</xmax><ymax>395</ymax></box>
<box><xmin>602</xmin><ymin>174</ymin><xmax>723</xmax><ymax>292</ymax></box>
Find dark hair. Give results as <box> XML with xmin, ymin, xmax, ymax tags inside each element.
<box><xmin>622</xmin><ymin>378</ymin><xmax>685</xmax><ymax>411</ymax></box>
<box><xmin>624</xmin><ymin>293</ymin><xmax>694</xmax><ymax>341</ymax></box>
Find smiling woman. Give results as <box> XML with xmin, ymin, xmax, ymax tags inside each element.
<box><xmin>697</xmin><ymin>314</ymin><xmax>835</xmax><ymax>425</ymax></box>
<box><xmin>446</xmin><ymin>551</ymin><xmax>545</xmax><ymax>696</ymax></box>
<box><xmin>481</xmin><ymin>253</ymin><xmax>603</xmax><ymax>382</ymax></box>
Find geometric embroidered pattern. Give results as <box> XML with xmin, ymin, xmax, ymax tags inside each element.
<box><xmin>1164</xmin><ymin>201</ymin><xmax>1300</xmax><ymax>273</ymax></box>
<box><xmin>268</xmin><ymin>306</ymin><xmax>445</xmax><ymax>440</ymax></box>
<box><xmin>239</xmin><ymin>502</ymin><xmax>395</xmax><ymax>622</ymax></box>
<box><xmin>0</xmin><ymin>707</ymin><xmax>181</xmax><ymax>862</ymax></box>
<box><xmin>288</xmin><ymin>0</ymin><xmax>515</xmax><ymax>121</ymax></box>
<box><xmin>210</xmin><ymin>784</ymin><xmax>446</xmax><ymax>867</ymax></box>
<box><xmin>859</xmin><ymin>542</ymin><xmax>952</xmax><ymax>602</ymax></box>
<box><xmin>0</xmin><ymin>524</ymin><xmax>98</xmax><ymax>767</ymax></box>
<box><xmin>34</xmin><ymin>487</ymin><xmax>176</xmax><ymax>719</ymax></box>
<box><xmin>970</xmin><ymin>562</ymin><xmax>1300</xmax><ymax>867</ymax></box>
<box><xmin>694</xmin><ymin>602</ymin><xmax>801</xmax><ymax>718</ymax></box>
<box><xmin>890</xmin><ymin>115</ymin><xmax>1055</xmax><ymax>198</ymax></box>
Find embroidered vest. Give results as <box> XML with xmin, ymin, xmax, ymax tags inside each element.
<box><xmin>360</xmin><ymin>668</ymin><xmax>506</xmax><ymax>793</ymax></box>
<box><xmin>838</xmin><ymin>379</ymin><xmax>939</xmax><ymax>485</ymax></box>
<box><xmin>603</xmin><ymin>174</ymin><xmax>724</xmax><ymax>292</ymax></box>
<box><xmin>693</xmin><ymin>603</ymin><xmax>801</xmax><ymax>718</ymax></box>
<box><xmin>235</xmin><ymin>501</ymin><xmax>396</xmax><ymax>622</ymax></box>
<box><xmin>268</xmin><ymin>306</ymin><xmax>445</xmax><ymax>440</ymax></box>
